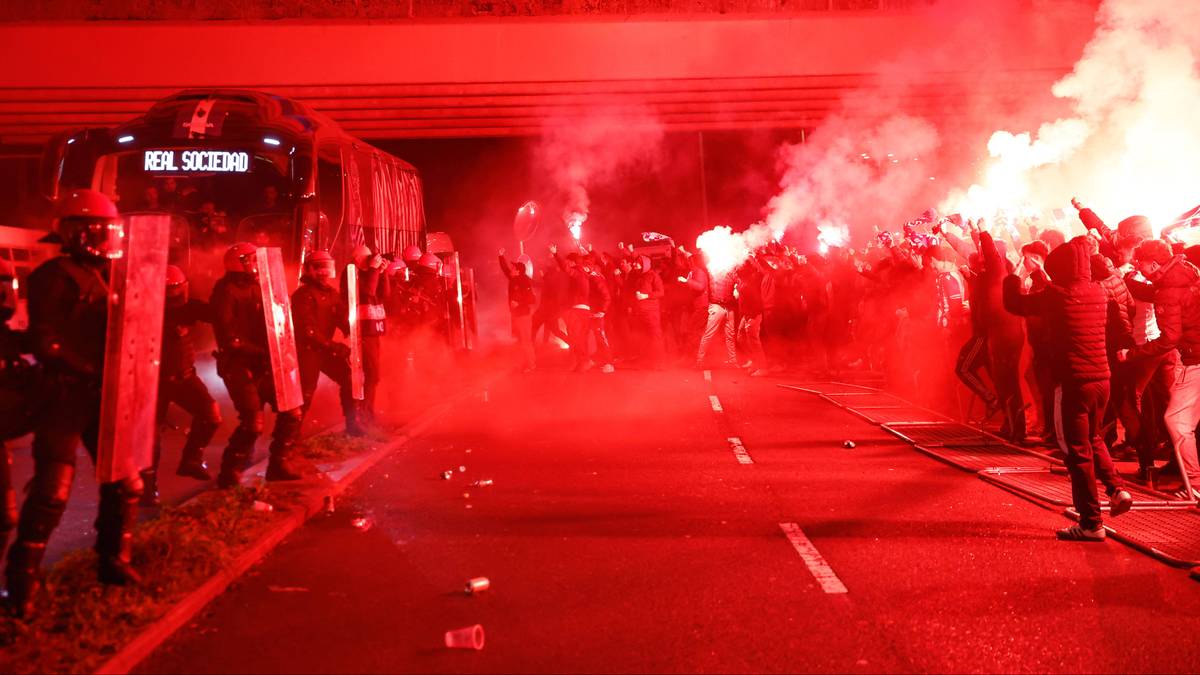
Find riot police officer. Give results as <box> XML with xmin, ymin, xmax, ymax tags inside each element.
<box><xmin>6</xmin><ymin>189</ymin><xmax>142</xmax><ymax>617</ymax></box>
<box><xmin>139</xmin><ymin>265</ymin><xmax>222</xmax><ymax>506</ymax></box>
<box><xmin>0</xmin><ymin>258</ymin><xmax>34</xmax><ymax>565</ymax></box>
<box><xmin>293</xmin><ymin>251</ymin><xmax>363</xmax><ymax>436</ymax></box>
<box><xmin>209</xmin><ymin>242</ymin><xmax>302</xmax><ymax>488</ymax></box>
<box><xmin>344</xmin><ymin>246</ymin><xmax>387</xmax><ymax>425</ymax></box>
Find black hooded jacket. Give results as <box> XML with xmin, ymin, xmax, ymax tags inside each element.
<box><xmin>1128</xmin><ymin>255</ymin><xmax>1200</xmax><ymax>366</ymax></box>
<box><xmin>1003</xmin><ymin>240</ymin><xmax>1123</xmax><ymax>384</ymax></box>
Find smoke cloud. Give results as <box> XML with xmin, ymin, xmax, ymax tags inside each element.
<box><xmin>945</xmin><ymin>0</ymin><xmax>1200</xmax><ymax>231</ymax></box>
<box><xmin>536</xmin><ymin>106</ymin><xmax>665</xmax><ymax>233</ymax></box>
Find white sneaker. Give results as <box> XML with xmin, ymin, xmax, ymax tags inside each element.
<box><xmin>1109</xmin><ymin>490</ymin><xmax>1133</xmax><ymax>517</ymax></box>
<box><xmin>1172</xmin><ymin>488</ymin><xmax>1200</xmax><ymax>502</ymax></box>
<box><xmin>750</xmin><ymin>369</ymin><xmax>768</xmax><ymax>377</ymax></box>
<box><xmin>1056</xmin><ymin>524</ymin><xmax>1106</xmax><ymax>542</ymax></box>
<box><xmin>600</xmin><ymin>364</ymin><xmax>615</xmax><ymax>374</ymax></box>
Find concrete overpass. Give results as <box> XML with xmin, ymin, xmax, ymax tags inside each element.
<box><xmin>0</xmin><ymin>7</ymin><xmax>1095</xmax><ymax>144</ymax></box>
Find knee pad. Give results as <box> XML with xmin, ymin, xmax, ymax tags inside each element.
<box><xmin>30</xmin><ymin>461</ymin><xmax>75</xmax><ymax>509</ymax></box>
<box><xmin>202</xmin><ymin>401</ymin><xmax>224</xmax><ymax>428</ymax></box>
<box><xmin>117</xmin><ymin>474</ymin><xmax>144</xmax><ymax>500</ymax></box>
<box><xmin>2</xmin><ymin>488</ymin><xmax>16</xmax><ymax>532</ymax></box>
<box><xmin>240</xmin><ymin>410</ymin><xmax>265</xmax><ymax>435</ymax></box>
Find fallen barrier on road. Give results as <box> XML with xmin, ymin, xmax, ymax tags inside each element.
<box><xmin>781</xmin><ymin>381</ymin><xmax>1200</xmax><ymax>570</ymax></box>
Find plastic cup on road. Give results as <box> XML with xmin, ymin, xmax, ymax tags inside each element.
<box><xmin>465</xmin><ymin>577</ymin><xmax>490</xmax><ymax>594</ymax></box>
<box><xmin>444</xmin><ymin>624</ymin><xmax>485</xmax><ymax>650</ymax></box>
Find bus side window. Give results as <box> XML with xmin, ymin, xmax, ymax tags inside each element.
<box><xmin>317</xmin><ymin>149</ymin><xmax>344</xmax><ymax>251</ymax></box>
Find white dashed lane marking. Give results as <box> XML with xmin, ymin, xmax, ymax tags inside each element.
<box><xmin>703</xmin><ymin>369</ymin><xmax>712</xmax><ymax>383</ymax></box>
<box><xmin>709</xmin><ymin>395</ymin><xmax>723</xmax><ymax>413</ymax></box>
<box><xmin>727</xmin><ymin>437</ymin><xmax>753</xmax><ymax>464</ymax></box>
<box><xmin>779</xmin><ymin>522</ymin><xmax>848</xmax><ymax>594</ymax></box>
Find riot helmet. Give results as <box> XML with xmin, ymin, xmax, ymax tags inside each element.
<box><xmin>165</xmin><ymin>265</ymin><xmax>189</xmax><ymax>307</ymax></box>
<box><xmin>304</xmin><ymin>250</ymin><xmax>337</xmax><ymax>281</ymax></box>
<box><xmin>402</xmin><ymin>245</ymin><xmax>423</xmax><ymax>264</ymax></box>
<box><xmin>223</xmin><ymin>242</ymin><xmax>258</xmax><ymax>276</ymax></box>
<box><xmin>56</xmin><ymin>189</ymin><xmax>124</xmax><ymax>261</ymax></box>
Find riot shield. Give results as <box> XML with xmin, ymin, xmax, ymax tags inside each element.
<box><xmin>256</xmin><ymin>247</ymin><xmax>304</xmax><ymax>412</ymax></box>
<box><xmin>97</xmin><ymin>214</ymin><xmax>170</xmax><ymax>483</ymax></box>
<box><xmin>464</xmin><ymin>267</ymin><xmax>478</xmax><ymax>351</ymax></box>
<box><xmin>345</xmin><ymin>263</ymin><xmax>366</xmax><ymax>401</ymax></box>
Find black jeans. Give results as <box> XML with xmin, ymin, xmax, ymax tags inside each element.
<box><xmin>1060</xmin><ymin>379</ymin><xmax>1122</xmax><ymax>530</ymax></box>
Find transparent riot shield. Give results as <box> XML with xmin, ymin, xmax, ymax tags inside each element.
<box><xmin>256</xmin><ymin>247</ymin><xmax>304</xmax><ymax>412</ymax></box>
<box><xmin>464</xmin><ymin>267</ymin><xmax>478</xmax><ymax>352</ymax></box>
<box><xmin>345</xmin><ymin>263</ymin><xmax>365</xmax><ymax>401</ymax></box>
<box><xmin>97</xmin><ymin>214</ymin><xmax>170</xmax><ymax>483</ymax></box>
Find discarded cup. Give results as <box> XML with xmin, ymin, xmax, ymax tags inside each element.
<box><xmin>351</xmin><ymin>517</ymin><xmax>373</xmax><ymax>532</ymax></box>
<box><xmin>444</xmin><ymin>624</ymin><xmax>485</xmax><ymax>650</ymax></box>
<box><xmin>252</xmin><ymin>500</ymin><xmax>274</xmax><ymax>512</ymax></box>
<box><xmin>465</xmin><ymin>577</ymin><xmax>490</xmax><ymax>594</ymax></box>
<box><xmin>441</xmin><ymin>471</ymin><xmax>454</xmax><ymax>480</ymax></box>
<box><xmin>462</xmin><ymin>492</ymin><xmax>471</xmax><ymax>499</ymax></box>
<box><xmin>458</xmin><ymin>465</ymin><xmax>467</xmax><ymax>473</ymax></box>
<box><xmin>471</xmin><ymin>479</ymin><xmax>493</xmax><ymax>487</ymax></box>
<box><xmin>843</xmin><ymin>440</ymin><xmax>857</xmax><ymax>449</ymax></box>
<box><xmin>323</xmin><ymin>496</ymin><xmax>335</xmax><ymax>515</ymax></box>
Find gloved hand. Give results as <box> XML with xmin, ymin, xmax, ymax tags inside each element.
<box><xmin>327</xmin><ymin>342</ymin><xmax>351</xmax><ymax>361</ymax></box>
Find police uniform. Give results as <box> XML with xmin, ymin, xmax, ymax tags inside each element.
<box><xmin>292</xmin><ymin>272</ymin><xmax>361</xmax><ymax>434</ymax></box>
<box><xmin>210</xmin><ymin>271</ymin><xmax>302</xmax><ymax>487</ymax></box>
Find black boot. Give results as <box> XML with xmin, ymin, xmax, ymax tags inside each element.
<box><xmin>265</xmin><ymin>411</ymin><xmax>303</xmax><ymax>482</ymax></box>
<box><xmin>139</xmin><ymin>469</ymin><xmax>160</xmax><ymax>507</ymax></box>
<box><xmin>4</xmin><ymin>541</ymin><xmax>45</xmax><ymax>618</ymax></box>
<box><xmin>265</xmin><ymin>452</ymin><xmax>303</xmax><ymax>482</ymax></box>
<box><xmin>217</xmin><ymin>427</ymin><xmax>256</xmax><ymax>489</ymax></box>
<box><xmin>95</xmin><ymin>481</ymin><xmax>142</xmax><ymax>586</ymax></box>
<box><xmin>344</xmin><ymin>404</ymin><xmax>367</xmax><ymax>438</ymax></box>
<box><xmin>175</xmin><ymin>444</ymin><xmax>212</xmax><ymax>481</ymax></box>
<box><xmin>217</xmin><ymin>448</ymin><xmax>249</xmax><ymax>489</ymax></box>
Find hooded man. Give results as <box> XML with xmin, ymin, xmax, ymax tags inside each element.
<box><xmin>1124</xmin><ymin>238</ymin><xmax>1200</xmax><ymax>500</ymax></box>
<box><xmin>1003</xmin><ymin>237</ymin><xmax>1134</xmax><ymax>541</ymax></box>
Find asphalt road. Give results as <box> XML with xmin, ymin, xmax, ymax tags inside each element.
<box><xmin>137</xmin><ymin>364</ymin><xmax>1200</xmax><ymax>674</ymax></box>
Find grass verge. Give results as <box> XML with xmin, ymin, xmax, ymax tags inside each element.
<box><xmin>0</xmin><ymin>430</ymin><xmax>385</xmax><ymax>674</ymax></box>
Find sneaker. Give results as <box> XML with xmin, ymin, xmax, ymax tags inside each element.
<box><xmin>1056</xmin><ymin>524</ymin><xmax>1106</xmax><ymax>542</ymax></box>
<box><xmin>750</xmin><ymin>369</ymin><xmax>768</xmax><ymax>377</ymax></box>
<box><xmin>1172</xmin><ymin>487</ymin><xmax>1200</xmax><ymax>501</ymax></box>
<box><xmin>740</xmin><ymin>361</ymin><xmax>754</xmax><ymax>369</ymax></box>
<box><xmin>1109</xmin><ymin>490</ymin><xmax>1133</xmax><ymax>517</ymax></box>
<box><xmin>600</xmin><ymin>364</ymin><xmax>615</xmax><ymax>374</ymax></box>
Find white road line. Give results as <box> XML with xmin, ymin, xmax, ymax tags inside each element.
<box><xmin>727</xmin><ymin>436</ymin><xmax>754</xmax><ymax>464</ymax></box>
<box><xmin>709</xmin><ymin>395</ymin><xmax>723</xmax><ymax>413</ymax></box>
<box><xmin>703</xmin><ymin>369</ymin><xmax>712</xmax><ymax>382</ymax></box>
<box><xmin>778</xmin><ymin>522</ymin><xmax>848</xmax><ymax>594</ymax></box>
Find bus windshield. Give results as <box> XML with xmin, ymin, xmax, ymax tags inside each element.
<box><xmin>95</xmin><ymin>148</ymin><xmax>296</xmax><ymax>255</ymax></box>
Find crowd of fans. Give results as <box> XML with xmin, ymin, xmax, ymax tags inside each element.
<box><xmin>500</xmin><ymin>200</ymin><xmax>1200</xmax><ymax>538</ymax></box>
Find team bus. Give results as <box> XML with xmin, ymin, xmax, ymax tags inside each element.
<box><xmin>38</xmin><ymin>89</ymin><xmax>426</xmax><ymax>289</ymax></box>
